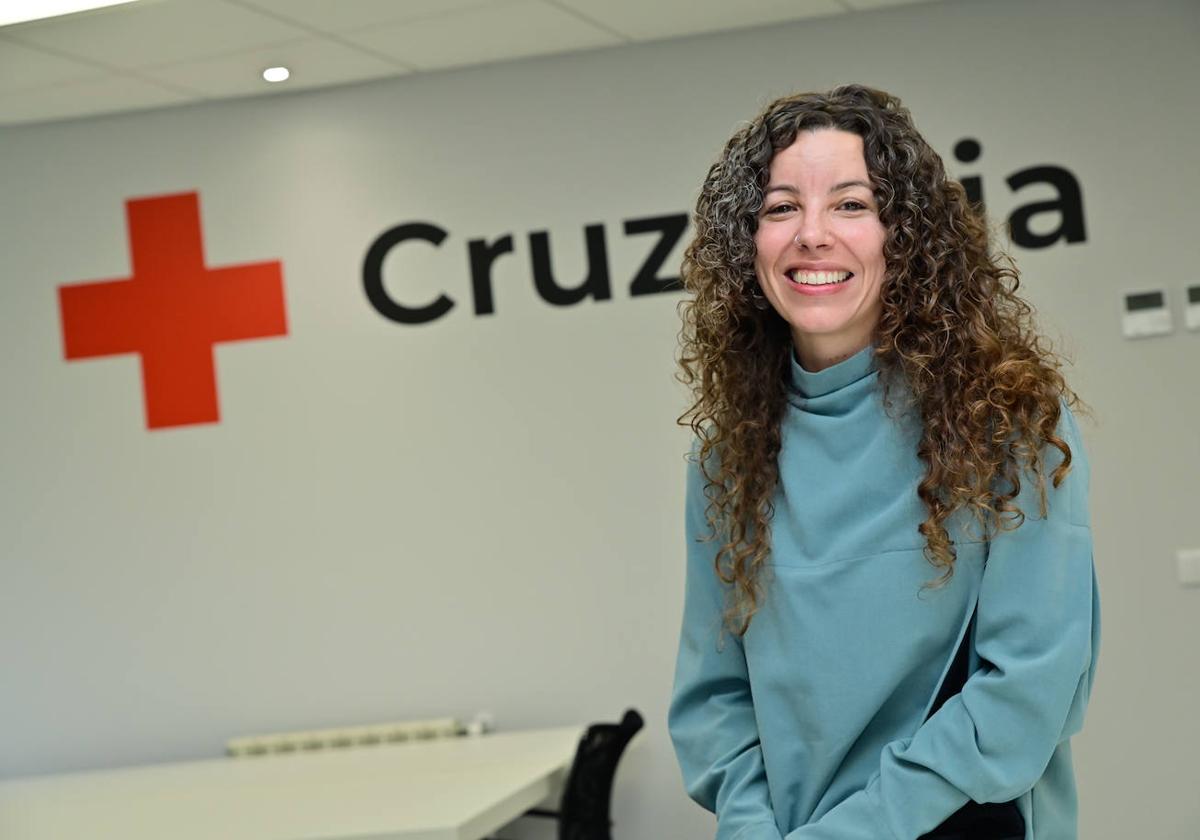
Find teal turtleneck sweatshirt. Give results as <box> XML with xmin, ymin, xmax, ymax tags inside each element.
<box><xmin>668</xmin><ymin>343</ymin><xmax>1100</xmax><ymax>840</ymax></box>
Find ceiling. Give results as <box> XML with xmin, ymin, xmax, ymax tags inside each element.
<box><xmin>0</xmin><ymin>0</ymin><xmax>942</xmax><ymax>128</ymax></box>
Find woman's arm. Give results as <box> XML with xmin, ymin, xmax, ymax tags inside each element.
<box><xmin>783</xmin><ymin>403</ymin><xmax>1101</xmax><ymax>840</ymax></box>
<box><xmin>669</xmin><ymin>445</ymin><xmax>785</xmax><ymax>840</ymax></box>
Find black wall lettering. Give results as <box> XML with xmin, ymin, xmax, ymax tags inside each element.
<box><xmin>1006</xmin><ymin>165</ymin><xmax>1087</xmax><ymax>248</ymax></box>
<box><xmin>467</xmin><ymin>234</ymin><xmax>514</xmax><ymax>316</ymax></box>
<box><xmin>953</xmin><ymin>138</ymin><xmax>984</xmax><ymax>209</ymax></box>
<box><xmin>364</xmin><ymin>140</ymin><xmax>1090</xmax><ymax>327</ymax></box>
<box><xmin>528</xmin><ymin>224</ymin><xmax>612</xmax><ymax>306</ymax></box>
<box><xmin>625</xmin><ymin>213</ymin><xmax>687</xmax><ymax>296</ymax></box>
<box><xmin>363</xmin><ymin>222</ymin><xmax>453</xmax><ymax>325</ymax></box>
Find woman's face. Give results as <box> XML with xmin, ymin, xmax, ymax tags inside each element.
<box><xmin>753</xmin><ymin>128</ymin><xmax>887</xmax><ymax>371</ymax></box>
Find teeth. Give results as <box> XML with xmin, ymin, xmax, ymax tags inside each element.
<box><xmin>789</xmin><ymin>270</ymin><xmax>851</xmax><ymax>285</ymax></box>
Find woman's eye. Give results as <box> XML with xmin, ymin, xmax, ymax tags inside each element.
<box><xmin>839</xmin><ymin>200</ymin><xmax>869</xmax><ymax>211</ymax></box>
<box><xmin>766</xmin><ymin>203</ymin><xmax>796</xmax><ymax>215</ymax></box>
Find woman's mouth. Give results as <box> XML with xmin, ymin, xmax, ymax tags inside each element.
<box><xmin>785</xmin><ymin>270</ymin><xmax>853</xmax><ymax>286</ymax></box>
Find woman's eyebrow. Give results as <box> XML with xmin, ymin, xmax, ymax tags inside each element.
<box><xmin>830</xmin><ymin>179</ymin><xmax>873</xmax><ymax>192</ymax></box>
<box><xmin>764</xmin><ymin>179</ymin><xmax>873</xmax><ymax>195</ymax></box>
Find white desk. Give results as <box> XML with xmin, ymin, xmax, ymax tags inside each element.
<box><xmin>0</xmin><ymin>726</ymin><xmax>584</xmax><ymax>840</ymax></box>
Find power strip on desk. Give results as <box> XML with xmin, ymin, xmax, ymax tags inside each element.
<box><xmin>226</xmin><ymin>716</ymin><xmax>464</xmax><ymax>757</ymax></box>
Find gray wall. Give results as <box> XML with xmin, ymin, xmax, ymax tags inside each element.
<box><xmin>2</xmin><ymin>0</ymin><xmax>1197</xmax><ymax>837</ymax></box>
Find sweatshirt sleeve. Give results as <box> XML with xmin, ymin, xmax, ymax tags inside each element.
<box><xmin>784</xmin><ymin>403</ymin><xmax>1101</xmax><ymax>840</ymax></box>
<box><xmin>668</xmin><ymin>444</ymin><xmax>785</xmax><ymax>840</ymax></box>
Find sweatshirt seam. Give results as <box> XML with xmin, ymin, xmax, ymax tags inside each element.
<box><xmin>865</xmin><ymin>779</ymin><xmax>902</xmax><ymax>840</ymax></box>
<box><xmin>767</xmin><ymin>540</ymin><xmax>986</xmax><ymax>570</ymax></box>
<box><xmin>729</xmin><ymin>819</ymin><xmax>781</xmax><ymax>840</ymax></box>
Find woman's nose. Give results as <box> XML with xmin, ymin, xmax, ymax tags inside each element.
<box><xmin>793</xmin><ymin>212</ymin><xmax>832</xmax><ymax>250</ymax></box>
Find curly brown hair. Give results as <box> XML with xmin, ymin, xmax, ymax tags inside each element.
<box><xmin>677</xmin><ymin>84</ymin><xmax>1088</xmax><ymax>637</ymax></box>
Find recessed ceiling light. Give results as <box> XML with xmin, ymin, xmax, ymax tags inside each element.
<box><xmin>0</xmin><ymin>0</ymin><xmax>141</xmax><ymax>28</ymax></box>
<box><xmin>262</xmin><ymin>67</ymin><xmax>290</xmax><ymax>83</ymax></box>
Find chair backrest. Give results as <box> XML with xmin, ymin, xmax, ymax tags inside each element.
<box><xmin>557</xmin><ymin>709</ymin><xmax>644</xmax><ymax>840</ymax></box>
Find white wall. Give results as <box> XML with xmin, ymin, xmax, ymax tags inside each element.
<box><xmin>2</xmin><ymin>0</ymin><xmax>1198</xmax><ymax>837</ymax></box>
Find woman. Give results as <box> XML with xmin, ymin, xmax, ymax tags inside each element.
<box><xmin>667</xmin><ymin>85</ymin><xmax>1100</xmax><ymax>840</ymax></box>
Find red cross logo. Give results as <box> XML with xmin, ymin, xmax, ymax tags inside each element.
<box><xmin>58</xmin><ymin>191</ymin><xmax>288</xmax><ymax>430</ymax></box>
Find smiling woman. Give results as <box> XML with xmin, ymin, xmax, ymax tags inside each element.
<box><xmin>668</xmin><ymin>85</ymin><xmax>1100</xmax><ymax>840</ymax></box>
<box><xmin>753</xmin><ymin>130</ymin><xmax>887</xmax><ymax>371</ymax></box>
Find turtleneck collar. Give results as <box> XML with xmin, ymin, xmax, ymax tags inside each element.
<box><xmin>788</xmin><ymin>342</ymin><xmax>878</xmax><ymax>400</ymax></box>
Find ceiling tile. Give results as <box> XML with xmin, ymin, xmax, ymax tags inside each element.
<box><xmin>236</xmin><ymin>0</ymin><xmax>508</xmax><ymax>34</ymax></box>
<box><xmin>341</xmin><ymin>0</ymin><xmax>621</xmax><ymax>71</ymax></box>
<box><xmin>0</xmin><ymin>0</ymin><xmax>961</xmax><ymax>127</ymax></box>
<box><xmin>550</xmin><ymin>0</ymin><xmax>848</xmax><ymax>41</ymax></box>
<box><xmin>148</xmin><ymin>36</ymin><xmax>409</xmax><ymax>98</ymax></box>
<box><xmin>2</xmin><ymin>0</ymin><xmax>309</xmax><ymax>70</ymax></box>
<box><xmin>0</xmin><ymin>37</ymin><xmax>100</xmax><ymax>92</ymax></box>
<box><xmin>0</xmin><ymin>72</ymin><xmax>193</xmax><ymax>126</ymax></box>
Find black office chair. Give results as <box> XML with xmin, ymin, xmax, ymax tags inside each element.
<box><xmin>492</xmin><ymin>708</ymin><xmax>644</xmax><ymax>840</ymax></box>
